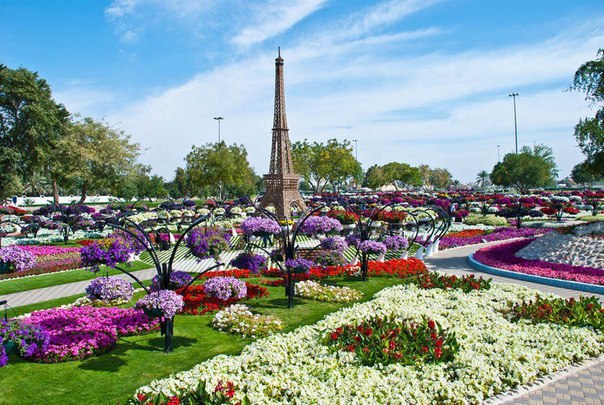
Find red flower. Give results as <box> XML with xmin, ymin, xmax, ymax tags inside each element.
<box><xmin>389</xmin><ymin>340</ymin><xmax>396</xmax><ymax>350</ymax></box>
<box><xmin>347</xmin><ymin>344</ymin><xmax>356</xmax><ymax>352</ymax></box>
<box><xmin>435</xmin><ymin>339</ymin><xmax>443</xmax><ymax>348</ymax></box>
<box><xmin>421</xmin><ymin>346</ymin><xmax>429</xmax><ymax>353</ymax></box>
<box><xmin>434</xmin><ymin>347</ymin><xmax>442</xmax><ymax>359</ymax></box>
<box><xmin>330</xmin><ymin>332</ymin><xmax>339</xmax><ymax>341</ymax></box>
<box><xmin>363</xmin><ymin>347</ymin><xmax>370</xmax><ymax>353</ymax></box>
<box><xmin>167</xmin><ymin>397</ymin><xmax>180</xmax><ymax>405</ymax></box>
<box><xmin>364</xmin><ymin>328</ymin><xmax>373</xmax><ymax>336</ymax></box>
<box><xmin>136</xmin><ymin>393</ymin><xmax>147</xmax><ymax>402</ymax></box>
<box><xmin>428</xmin><ymin>320</ymin><xmax>436</xmax><ymax>330</ymax></box>
<box><xmin>430</xmin><ymin>332</ymin><xmax>437</xmax><ymax>340</ymax></box>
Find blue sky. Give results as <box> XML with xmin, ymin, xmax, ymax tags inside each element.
<box><xmin>2</xmin><ymin>0</ymin><xmax>603</xmax><ymax>183</ymax></box>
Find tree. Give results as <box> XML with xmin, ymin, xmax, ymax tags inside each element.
<box><xmin>292</xmin><ymin>139</ymin><xmax>361</xmax><ymax>192</ymax></box>
<box><xmin>0</xmin><ymin>65</ymin><xmax>69</xmax><ymax>198</ymax></box>
<box><xmin>185</xmin><ymin>141</ymin><xmax>255</xmax><ymax>200</ymax></box>
<box><xmin>520</xmin><ymin>144</ymin><xmax>558</xmax><ymax>181</ymax></box>
<box><xmin>168</xmin><ymin>167</ymin><xmax>192</xmax><ymax>198</ymax></box>
<box><xmin>418</xmin><ymin>164</ymin><xmax>432</xmax><ymax>188</ymax></box>
<box><xmin>429</xmin><ymin>168</ymin><xmax>453</xmax><ymax>189</ymax></box>
<box><xmin>571</xmin><ymin>162</ymin><xmax>601</xmax><ymax>187</ymax></box>
<box><xmin>381</xmin><ymin>162</ymin><xmax>422</xmax><ymax>190</ymax></box>
<box><xmin>490</xmin><ymin>148</ymin><xmax>555</xmax><ymax>193</ymax></box>
<box><xmin>476</xmin><ymin>170</ymin><xmax>490</xmax><ymax>190</ymax></box>
<box><xmin>570</xmin><ymin>49</ymin><xmax>604</xmax><ymax>176</ymax></box>
<box><xmin>364</xmin><ymin>164</ymin><xmax>387</xmax><ymax>189</ymax></box>
<box><xmin>59</xmin><ymin>117</ymin><xmax>140</xmax><ymax>202</ymax></box>
<box><xmin>0</xmin><ymin>146</ymin><xmax>22</xmax><ymax>200</ymax></box>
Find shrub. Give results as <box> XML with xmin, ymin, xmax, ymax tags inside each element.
<box><xmin>464</xmin><ymin>215</ymin><xmax>509</xmax><ymax>227</ymax></box>
<box><xmin>212</xmin><ymin>304</ymin><xmax>283</xmax><ymax>338</ymax></box>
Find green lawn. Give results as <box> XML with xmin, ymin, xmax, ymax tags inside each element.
<box><xmin>0</xmin><ymin>261</ymin><xmax>153</xmax><ymax>296</ymax></box>
<box><xmin>1</xmin><ymin>276</ymin><xmax>411</xmax><ymax>404</ymax></box>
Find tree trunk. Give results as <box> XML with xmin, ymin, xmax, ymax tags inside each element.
<box><xmin>52</xmin><ymin>179</ymin><xmax>60</xmax><ymax>204</ymax></box>
<box><xmin>79</xmin><ymin>182</ymin><xmax>88</xmax><ymax>204</ymax></box>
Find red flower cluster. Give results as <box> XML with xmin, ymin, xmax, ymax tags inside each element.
<box><xmin>415</xmin><ymin>272</ymin><xmax>491</xmax><ymax>292</ymax></box>
<box><xmin>325</xmin><ymin>316</ymin><xmax>458</xmax><ymax>366</ymax></box>
<box><xmin>375</xmin><ymin>210</ymin><xmax>408</xmax><ymax>223</ymax></box>
<box><xmin>76</xmin><ymin>239</ymin><xmax>96</xmax><ymax>246</ymax></box>
<box><xmin>176</xmin><ymin>282</ymin><xmax>269</xmax><ymax>315</ymax></box>
<box><xmin>508</xmin><ymin>295</ymin><xmax>604</xmax><ymax>329</ymax></box>
<box><xmin>444</xmin><ymin>229</ymin><xmax>486</xmax><ymax>239</ymax></box>
<box><xmin>364</xmin><ymin>258</ymin><xmax>428</xmax><ymax>278</ymax></box>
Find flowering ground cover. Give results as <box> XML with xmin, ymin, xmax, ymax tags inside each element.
<box><xmin>439</xmin><ymin>227</ymin><xmax>550</xmax><ymax>250</ymax></box>
<box><xmin>134</xmin><ymin>283</ymin><xmax>604</xmax><ymax>404</ymax></box>
<box><xmin>473</xmin><ymin>239</ymin><xmax>604</xmax><ymax>285</ymax></box>
<box><xmin>1</xmin><ymin>276</ymin><xmax>409</xmax><ymax>404</ymax></box>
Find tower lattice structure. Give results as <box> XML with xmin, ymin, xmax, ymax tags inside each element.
<box><xmin>260</xmin><ymin>49</ymin><xmax>307</xmax><ymax>219</ymax></box>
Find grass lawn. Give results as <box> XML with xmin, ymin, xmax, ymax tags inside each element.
<box><xmin>0</xmin><ymin>261</ymin><xmax>153</xmax><ymax>296</ymax></box>
<box><xmin>1</xmin><ymin>276</ymin><xmax>411</xmax><ymax>404</ymax></box>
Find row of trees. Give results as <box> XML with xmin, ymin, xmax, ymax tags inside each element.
<box><xmin>365</xmin><ymin>163</ymin><xmax>454</xmax><ymax>190</ymax></box>
<box><xmin>0</xmin><ymin>65</ymin><xmax>157</xmax><ymax>203</ymax></box>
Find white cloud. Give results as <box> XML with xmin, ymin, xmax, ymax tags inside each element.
<box><xmin>231</xmin><ymin>0</ymin><xmax>328</xmax><ymax>48</ymax></box>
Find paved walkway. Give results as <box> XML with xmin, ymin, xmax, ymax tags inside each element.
<box><xmin>3</xmin><ymin>240</ymin><xmax>604</xmax><ymax>403</ymax></box>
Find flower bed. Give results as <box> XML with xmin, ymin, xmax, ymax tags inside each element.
<box><xmin>295</xmin><ymin>280</ymin><xmax>363</xmax><ymax>303</ymax></box>
<box><xmin>473</xmin><ymin>239</ymin><xmax>604</xmax><ymax>286</ymax></box>
<box><xmin>211</xmin><ymin>304</ymin><xmax>283</xmax><ymax>338</ymax></box>
<box><xmin>21</xmin><ymin>306</ymin><xmax>159</xmax><ymax>363</ymax></box>
<box><xmin>133</xmin><ymin>283</ymin><xmax>604</xmax><ymax>403</ymax></box>
<box><xmin>177</xmin><ymin>283</ymin><xmax>269</xmax><ymax>315</ymax></box>
<box><xmin>439</xmin><ymin>227</ymin><xmax>549</xmax><ymax>250</ymax></box>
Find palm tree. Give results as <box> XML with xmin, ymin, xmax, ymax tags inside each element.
<box><xmin>21</xmin><ymin>173</ymin><xmax>52</xmax><ymax>196</ymax></box>
<box><xmin>476</xmin><ymin>170</ymin><xmax>490</xmax><ymax>190</ymax></box>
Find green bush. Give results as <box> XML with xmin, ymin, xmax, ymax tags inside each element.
<box><xmin>577</xmin><ymin>215</ymin><xmax>604</xmax><ymax>223</ymax></box>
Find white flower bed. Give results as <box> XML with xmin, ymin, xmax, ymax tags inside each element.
<box><xmin>135</xmin><ymin>283</ymin><xmax>604</xmax><ymax>404</ymax></box>
<box><xmin>212</xmin><ymin>304</ymin><xmax>283</xmax><ymax>338</ymax></box>
<box><xmin>295</xmin><ymin>280</ymin><xmax>363</xmax><ymax>303</ymax></box>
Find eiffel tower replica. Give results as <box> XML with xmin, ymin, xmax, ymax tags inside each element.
<box><xmin>260</xmin><ymin>48</ymin><xmax>307</xmax><ymax>219</ymax></box>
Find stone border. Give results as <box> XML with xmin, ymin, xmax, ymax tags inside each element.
<box><xmin>486</xmin><ymin>355</ymin><xmax>604</xmax><ymax>404</ymax></box>
<box><xmin>468</xmin><ymin>254</ymin><xmax>604</xmax><ymax>295</ymax></box>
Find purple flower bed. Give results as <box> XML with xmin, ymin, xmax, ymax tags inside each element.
<box><xmin>473</xmin><ymin>239</ymin><xmax>604</xmax><ymax>285</ymax></box>
<box><xmin>439</xmin><ymin>227</ymin><xmax>550</xmax><ymax>250</ymax></box>
<box><xmin>186</xmin><ymin>228</ymin><xmax>230</xmax><ymax>261</ymax></box>
<box><xmin>21</xmin><ymin>306</ymin><xmax>159</xmax><ymax>363</ymax></box>
<box><xmin>203</xmin><ymin>276</ymin><xmax>247</xmax><ymax>301</ymax></box>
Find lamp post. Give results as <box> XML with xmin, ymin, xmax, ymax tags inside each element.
<box><xmin>213</xmin><ymin>117</ymin><xmax>224</xmax><ymax>143</ymax></box>
<box><xmin>508</xmin><ymin>93</ymin><xmax>519</xmax><ymax>154</ymax></box>
<box><xmin>353</xmin><ymin>139</ymin><xmax>358</xmax><ymax>161</ymax></box>
<box><xmin>497</xmin><ymin>144</ymin><xmax>501</xmax><ymax>162</ymax></box>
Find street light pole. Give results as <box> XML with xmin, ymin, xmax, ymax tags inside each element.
<box><xmin>213</xmin><ymin>117</ymin><xmax>224</xmax><ymax>143</ymax></box>
<box><xmin>497</xmin><ymin>144</ymin><xmax>501</xmax><ymax>162</ymax></box>
<box><xmin>508</xmin><ymin>93</ymin><xmax>519</xmax><ymax>154</ymax></box>
<box><xmin>353</xmin><ymin>139</ymin><xmax>358</xmax><ymax>161</ymax></box>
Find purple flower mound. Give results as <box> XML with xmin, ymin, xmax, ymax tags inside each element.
<box><xmin>0</xmin><ymin>246</ymin><xmax>36</xmax><ymax>272</ymax></box>
<box><xmin>136</xmin><ymin>290</ymin><xmax>184</xmax><ymax>318</ymax></box>
<box><xmin>240</xmin><ymin>217</ymin><xmax>281</xmax><ymax>236</ymax></box>
<box><xmin>0</xmin><ymin>319</ymin><xmax>49</xmax><ymax>366</ymax></box>
<box><xmin>320</xmin><ymin>236</ymin><xmax>348</xmax><ymax>253</ymax></box>
<box><xmin>150</xmin><ymin>271</ymin><xmax>193</xmax><ymax>291</ymax></box>
<box><xmin>285</xmin><ymin>258</ymin><xmax>316</xmax><ymax>274</ymax></box>
<box><xmin>203</xmin><ymin>276</ymin><xmax>247</xmax><ymax>301</ymax></box>
<box><xmin>359</xmin><ymin>240</ymin><xmax>387</xmax><ymax>255</ymax></box>
<box><xmin>439</xmin><ymin>227</ymin><xmax>550</xmax><ymax>250</ymax></box>
<box><xmin>230</xmin><ymin>252</ymin><xmax>267</xmax><ymax>274</ymax></box>
<box><xmin>85</xmin><ymin>277</ymin><xmax>135</xmax><ymax>302</ymax></box>
<box><xmin>383</xmin><ymin>235</ymin><xmax>409</xmax><ymax>251</ymax></box>
<box><xmin>300</xmin><ymin>216</ymin><xmax>343</xmax><ymax>235</ymax></box>
<box><xmin>474</xmin><ymin>239</ymin><xmax>604</xmax><ymax>286</ymax></box>
<box><xmin>20</xmin><ymin>306</ymin><xmax>158</xmax><ymax>363</ymax></box>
